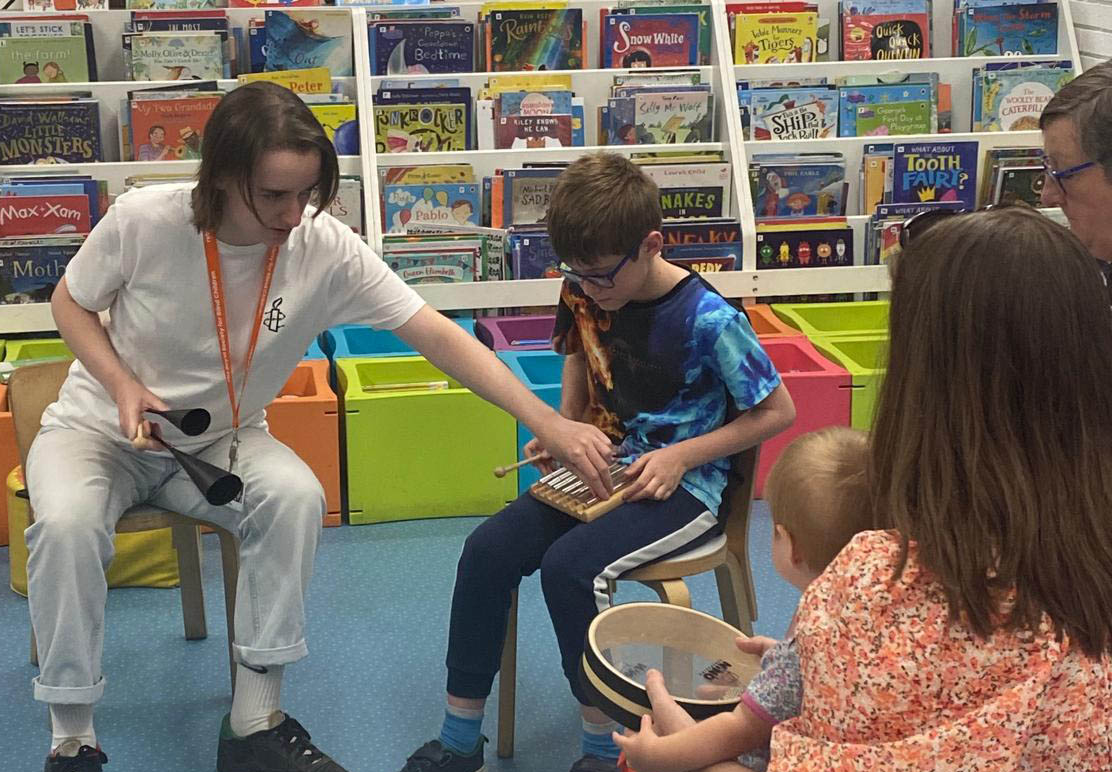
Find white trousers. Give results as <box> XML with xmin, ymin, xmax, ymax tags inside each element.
<box><xmin>25</xmin><ymin>425</ymin><xmax>324</xmax><ymax>704</ymax></box>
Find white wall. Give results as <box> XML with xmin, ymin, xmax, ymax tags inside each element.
<box><xmin>1072</xmin><ymin>0</ymin><xmax>1112</xmax><ymax>70</ymax></box>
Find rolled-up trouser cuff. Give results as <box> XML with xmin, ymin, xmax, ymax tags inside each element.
<box><xmin>33</xmin><ymin>675</ymin><xmax>105</xmax><ymax>704</ymax></box>
<box><xmin>234</xmin><ymin>639</ymin><xmax>308</xmax><ymax>668</ymax></box>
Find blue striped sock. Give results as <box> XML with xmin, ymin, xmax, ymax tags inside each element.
<box><xmin>439</xmin><ymin>705</ymin><xmax>483</xmax><ymax>755</ymax></box>
<box><xmin>582</xmin><ymin>718</ymin><xmax>620</xmax><ymax>760</ymax></box>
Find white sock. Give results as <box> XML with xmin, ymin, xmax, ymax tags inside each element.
<box><xmin>50</xmin><ymin>704</ymin><xmax>95</xmax><ymax>754</ymax></box>
<box><xmin>230</xmin><ymin>663</ymin><xmax>284</xmax><ymax>738</ymax></box>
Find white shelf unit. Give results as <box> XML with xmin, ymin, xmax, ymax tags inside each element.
<box><xmin>0</xmin><ymin>0</ymin><xmax>1086</xmax><ymax>332</ymax></box>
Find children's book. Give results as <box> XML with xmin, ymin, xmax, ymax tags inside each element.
<box><xmin>495</xmin><ymin>114</ymin><xmax>573</xmax><ymax>148</ymax></box>
<box><xmin>385</xmin><ymin>248</ymin><xmax>478</xmax><ymax>284</ymax></box>
<box><xmin>486</xmin><ymin>8</ymin><xmax>584</xmax><ymax>71</ymax></box>
<box><xmin>980</xmin><ymin>66</ymin><xmax>1072</xmax><ymax>131</ymax></box>
<box><xmin>307</xmin><ymin>102</ymin><xmax>358</xmax><ymax>153</ymax></box>
<box><xmin>0</xmin><ymin>34</ymin><xmax>89</xmax><ymax>83</ymax></box>
<box><xmin>891</xmin><ymin>140</ymin><xmax>978</xmax><ymax>208</ymax></box>
<box><xmin>756</xmin><ymin>223</ymin><xmax>853</xmax><ymax>268</ymax></box>
<box><xmin>128</xmin><ymin>93</ymin><xmax>221</xmax><ymax>161</ymax></box>
<box><xmin>612</xmin><ymin>4</ymin><xmax>711</xmax><ymax>65</ymax></box>
<box><xmin>750</xmin><ymin>156</ymin><xmax>845</xmax><ymax>217</ymax></box>
<box><xmin>382</xmin><ymin>182</ymin><xmax>480</xmax><ymax>234</ymax></box>
<box><xmin>662</xmin><ymin>218</ymin><xmax>742</xmax><ymax>245</ymax></box>
<box><xmin>325</xmin><ymin>176</ymin><xmax>363</xmax><ymax>236</ymax></box>
<box><xmin>664</xmin><ymin>249</ymin><xmax>739</xmax><ymax>273</ymax></box>
<box><xmin>237</xmin><ymin>66</ymin><xmax>330</xmax><ymax>93</ymax></box>
<box><xmin>855</xmin><ymin>99</ymin><xmax>931</xmax><ymax>136</ymax></box>
<box><xmin>641</xmin><ymin>161</ymin><xmax>731</xmax><ymax>217</ymax></box>
<box><xmin>659</xmin><ymin>185</ymin><xmax>726</xmax><ymax>219</ymax></box>
<box><xmin>374</xmin><ymin>102</ymin><xmax>469</xmax><ymax>153</ymax></box>
<box><xmin>370</xmin><ymin>21</ymin><xmax>474</xmax><ymax>75</ymax></box>
<box><xmin>634</xmin><ymin>90</ymin><xmax>712</xmax><ymax>143</ymax></box>
<box><xmin>265</xmin><ymin>10</ymin><xmax>352</xmax><ymax>76</ymax></box>
<box><xmin>0</xmin><ymin>100</ymin><xmax>101</xmax><ymax>164</ymax></box>
<box><xmin>602</xmin><ymin>13</ymin><xmax>700</xmax><ymax>67</ymax></box>
<box><xmin>509</xmin><ymin>230</ymin><xmax>560</xmax><ymax>279</ymax></box>
<box><xmin>838</xmin><ymin>82</ymin><xmax>932</xmax><ymax>137</ymax></box>
<box><xmin>503</xmin><ymin>167</ymin><xmax>561</xmax><ymax>227</ymax></box>
<box><xmin>732</xmin><ymin>5</ymin><xmax>818</xmax><ymax>64</ymax></box>
<box><xmin>0</xmin><ymin>193</ymin><xmax>90</xmax><ymax>236</ymax></box>
<box><xmin>130</xmin><ymin>32</ymin><xmax>223</xmax><ymax>80</ymax></box>
<box><xmin>0</xmin><ymin>235</ymin><xmax>83</xmax><ymax>305</ymax></box>
<box><xmin>841</xmin><ymin>0</ymin><xmax>930</xmax><ymax>60</ymax></box>
<box><xmin>959</xmin><ymin>2</ymin><xmax>1057</xmax><ymax>56</ymax></box>
<box><xmin>750</xmin><ymin>87</ymin><xmax>838</xmax><ymax>140</ymax></box>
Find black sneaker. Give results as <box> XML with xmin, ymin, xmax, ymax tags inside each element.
<box><xmin>43</xmin><ymin>742</ymin><xmax>107</xmax><ymax>772</ymax></box>
<box><xmin>216</xmin><ymin>712</ymin><xmax>348</xmax><ymax>771</ymax></box>
<box><xmin>398</xmin><ymin>737</ymin><xmax>487</xmax><ymax>772</ymax></box>
<box><xmin>569</xmin><ymin>754</ymin><xmax>620</xmax><ymax>772</ymax></box>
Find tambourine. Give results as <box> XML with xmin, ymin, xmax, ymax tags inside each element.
<box><xmin>579</xmin><ymin>603</ymin><xmax>763</xmax><ymax>728</ymax></box>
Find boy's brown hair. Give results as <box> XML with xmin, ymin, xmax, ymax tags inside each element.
<box><xmin>764</xmin><ymin>427</ymin><xmax>872</xmax><ymax>574</ymax></box>
<box><xmin>874</xmin><ymin>206</ymin><xmax>1112</xmax><ymax>658</ymax></box>
<box><xmin>191</xmin><ymin>81</ymin><xmax>340</xmax><ymax>234</ymax></box>
<box><xmin>545</xmin><ymin>152</ymin><xmax>662</xmax><ymax>268</ymax></box>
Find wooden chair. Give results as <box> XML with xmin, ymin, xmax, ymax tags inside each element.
<box><xmin>496</xmin><ymin>445</ymin><xmax>761</xmax><ymax>758</ymax></box>
<box><xmin>8</xmin><ymin>360</ymin><xmax>241</xmax><ymax>689</ymax></box>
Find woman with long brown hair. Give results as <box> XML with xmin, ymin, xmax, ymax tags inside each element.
<box><xmin>759</xmin><ymin>206</ymin><xmax>1112</xmax><ymax>770</ymax></box>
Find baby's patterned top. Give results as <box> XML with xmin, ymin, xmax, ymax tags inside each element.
<box><xmin>767</xmin><ymin>530</ymin><xmax>1112</xmax><ymax>771</ymax></box>
<box><xmin>737</xmin><ymin>638</ymin><xmax>803</xmax><ymax>772</ymax></box>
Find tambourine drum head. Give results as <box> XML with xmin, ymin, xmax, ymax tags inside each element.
<box><xmin>580</xmin><ymin>603</ymin><xmax>763</xmax><ymax>728</ymax></box>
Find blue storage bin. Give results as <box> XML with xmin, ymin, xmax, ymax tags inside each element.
<box><xmin>499</xmin><ymin>350</ymin><xmax>564</xmax><ymax>494</ymax></box>
<box><xmin>324</xmin><ymin>318</ymin><xmax>476</xmax><ymax>359</ymax></box>
<box><xmin>305</xmin><ymin>338</ymin><xmax>327</xmax><ymax>359</ymax></box>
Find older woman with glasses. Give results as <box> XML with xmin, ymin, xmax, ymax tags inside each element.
<box><xmin>1040</xmin><ymin>60</ymin><xmax>1112</xmax><ymax>299</ymax></box>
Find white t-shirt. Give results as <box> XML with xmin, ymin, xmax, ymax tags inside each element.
<box><xmin>43</xmin><ymin>183</ymin><xmax>425</xmax><ymax>453</ymax></box>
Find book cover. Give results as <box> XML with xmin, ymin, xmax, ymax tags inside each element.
<box><xmin>618</xmin><ymin>4</ymin><xmax>710</xmax><ymax>64</ymax></box>
<box><xmin>756</xmin><ymin>225</ymin><xmax>853</xmax><ymax>268</ymax></box>
<box><xmin>386</xmin><ymin>249</ymin><xmax>478</xmax><ymax>284</ymax></box>
<box><xmin>325</xmin><ymin>176</ymin><xmax>363</xmax><ymax>236</ymax></box>
<box><xmin>2</xmin><ymin>175</ymin><xmax>103</xmax><ymax>227</ymax></box>
<box><xmin>265</xmin><ymin>10</ymin><xmax>352</xmax><ymax>76</ymax></box>
<box><xmin>643</xmin><ymin>162</ymin><xmax>732</xmax><ymax>216</ymax></box>
<box><xmin>751</xmin><ymin>161</ymin><xmax>845</xmax><ymax>217</ymax></box>
<box><xmin>892</xmin><ymin>141</ymin><xmax>978</xmax><ymax>208</ymax></box>
<box><xmin>0</xmin><ymin>34</ymin><xmax>88</xmax><ymax>83</ymax></box>
<box><xmin>237</xmin><ymin>66</ymin><xmax>330</xmax><ymax>93</ymax></box>
<box><xmin>487</xmin><ymin>8</ymin><xmax>583</xmax><ymax>71</ymax></box>
<box><xmin>662</xmin><ymin>219</ymin><xmax>742</xmax><ymax>245</ymax></box>
<box><xmin>128</xmin><ymin>93</ymin><xmax>220</xmax><ymax>161</ymax></box>
<box><xmin>994</xmin><ymin>164</ymin><xmax>1045</xmax><ymax>206</ymax></box>
<box><xmin>660</xmin><ymin>185</ymin><xmax>725</xmax><ymax>219</ymax></box>
<box><xmin>733</xmin><ymin>9</ymin><xmax>818</xmax><ymax>64</ymax></box>
<box><xmin>498</xmin><ymin>88</ymin><xmax>573</xmax><ymax>116</ymax></box>
<box><xmin>374</xmin><ymin>102</ymin><xmax>469</xmax><ymax>153</ymax></box>
<box><xmin>495</xmin><ymin>114</ymin><xmax>573</xmax><ymax>149</ymax></box>
<box><xmin>510</xmin><ymin>231</ymin><xmax>560</xmax><ymax>279</ymax></box>
<box><xmin>370</xmin><ymin>21</ymin><xmax>474</xmax><ymax>75</ymax></box>
<box><xmin>503</xmin><ymin>167</ymin><xmax>560</xmax><ymax>227</ymax></box>
<box><xmin>981</xmin><ymin>67</ymin><xmax>1072</xmax><ymax>132</ymax></box>
<box><xmin>602</xmin><ymin>13</ymin><xmax>699</xmax><ymax>67</ymax></box>
<box><xmin>0</xmin><ymin>193</ymin><xmax>90</xmax><ymax>236</ymax></box>
<box><xmin>634</xmin><ymin>90</ymin><xmax>713</xmax><ymax>143</ymax></box>
<box><xmin>130</xmin><ymin>32</ymin><xmax>223</xmax><ymax>80</ymax></box>
<box><xmin>0</xmin><ymin>235</ymin><xmax>82</xmax><ymax>304</ymax></box>
<box><xmin>961</xmin><ymin>2</ymin><xmax>1057</xmax><ymax>56</ymax></box>
<box><xmin>664</xmin><ymin>250</ymin><xmax>739</xmax><ymax>273</ymax></box>
<box><xmin>0</xmin><ymin>101</ymin><xmax>101</xmax><ymax>164</ymax></box>
<box><xmin>383</xmin><ymin>182</ymin><xmax>480</xmax><ymax>234</ymax></box>
<box><xmin>838</xmin><ymin>82</ymin><xmax>932</xmax><ymax>137</ymax></box>
<box><xmin>750</xmin><ymin>88</ymin><xmax>837</xmax><ymax>141</ymax></box>
<box><xmin>855</xmin><ymin>100</ymin><xmax>931</xmax><ymax>136</ymax></box>
<box><xmin>307</xmin><ymin>102</ymin><xmax>358</xmax><ymax>153</ymax></box>
<box><xmin>841</xmin><ymin>0</ymin><xmax>930</xmax><ymax>60</ymax></box>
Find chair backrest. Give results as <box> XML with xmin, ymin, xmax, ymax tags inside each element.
<box><xmin>7</xmin><ymin>359</ymin><xmax>74</xmax><ymax>471</ymax></box>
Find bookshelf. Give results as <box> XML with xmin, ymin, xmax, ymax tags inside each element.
<box><xmin>0</xmin><ymin>0</ymin><xmax>1085</xmax><ymax>332</ymax></box>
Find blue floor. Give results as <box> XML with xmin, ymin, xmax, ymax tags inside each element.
<box><xmin>0</xmin><ymin>501</ymin><xmax>800</xmax><ymax>771</ymax></box>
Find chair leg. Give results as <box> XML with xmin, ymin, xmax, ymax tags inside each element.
<box><xmin>497</xmin><ymin>588</ymin><xmax>518</xmax><ymax>759</ymax></box>
<box><xmin>217</xmin><ymin>529</ymin><xmax>240</xmax><ymax>693</ymax></box>
<box><xmin>172</xmin><ymin>525</ymin><xmax>207</xmax><ymax>641</ymax></box>
<box><xmin>643</xmin><ymin>579</ymin><xmax>692</xmax><ymax>608</ymax></box>
<box><xmin>715</xmin><ymin>555</ymin><xmax>754</xmax><ymax>636</ymax></box>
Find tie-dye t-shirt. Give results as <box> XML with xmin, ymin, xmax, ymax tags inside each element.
<box><xmin>553</xmin><ymin>273</ymin><xmax>781</xmax><ymax>514</ymax></box>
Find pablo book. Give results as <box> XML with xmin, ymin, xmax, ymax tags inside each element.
<box><xmin>0</xmin><ymin>193</ymin><xmax>90</xmax><ymax>236</ymax></box>
<box><xmin>841</xmin><ymin>0</ymin><xmax>930</xmax><ymax>60</ymax></box>
<box><xmin>383</xmin><ymin>182</ymin><xmax>480</xmax><ymax>234</ymax></box>
<box><xmin>602</xmin><ymin>13</ymin><xmax>699</xmax><ymax>67</ymax></box>
<box><xmin>0</xmin><ymin>100</ymin><xmax>101</xmax><ymax>164</ymax></box>
<box><xmin>0</xmin><ymin>235</ymin><xmax>82</xmax><ymax>305</ymax></box>
<box><xmin>265</xmin><ymin>10</ymin><xmax>352</xmax><ymax>76</ymax></box>
<box><xmin>891</xmin><ymin>140</ymin><xmax>978</xmax><ymax>208</ymax></box>
<box><xmin>486</xmin><ymin>7</ymin><xmax>584</xmax><ymax>71</ymax></box>
<box><xmin>370</xmin><ymin>20</ymin><xmax>474</xmax><ymax>75</ymax></box>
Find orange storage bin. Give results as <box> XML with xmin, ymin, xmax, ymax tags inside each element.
<box><xmin>745</xmin><ymin>304</ymin><xmax>804</xmax><ymax>339</ymax></box>
<box><xmin>267</xmin><ymin>360</ymin><xmax>342</xmax><ymax>527</ymax></box>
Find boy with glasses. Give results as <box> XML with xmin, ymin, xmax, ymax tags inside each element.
<box><xmin>397</xmin><ymin>153</ymin><xmax>795</xmax><ymax>772</ymax></box>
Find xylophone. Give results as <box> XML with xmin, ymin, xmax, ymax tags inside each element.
<box><xmin>528</xmin><ymin>462</ymin><xmax>631</xmax><ymax>522</ymax></box>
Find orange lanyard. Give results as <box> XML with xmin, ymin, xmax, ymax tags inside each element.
<box><xmin>203</xmin><ymin>231</ymin><xmax>279</xmax><ymax>469</ymax></box>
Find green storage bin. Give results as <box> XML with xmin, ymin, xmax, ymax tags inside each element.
<box><xmin>771</xmin><ymin>301</ymin><xmax>889</xmax><ymax>340</ymax></box>
<box><xmin>336</xmin><ymin>356</ymin><xmax>517</xmax><ymax>524</ymax></box>
<box><xmin>4</xmin><ymin>338</ymin><xmax>72</xmax><ymax>362</ymax></box>
<box><xmin>809</xmin><ymin>336</ymin><xmax>888</xmax><ymax>430</ymax></box>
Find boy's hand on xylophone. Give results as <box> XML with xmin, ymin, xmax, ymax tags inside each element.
<box><xmin>623</xmin><ymin>446</ymin><xmax>689</xmax><ymax>502</ymax></box>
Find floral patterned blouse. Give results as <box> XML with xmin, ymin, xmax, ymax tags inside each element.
<box><xmin>768</xmin><ymin>530</ymin><xmax>1112</xmax><ymax>771</ymax></box>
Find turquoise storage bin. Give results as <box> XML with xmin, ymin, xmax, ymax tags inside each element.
<box><xmin>500</xmin><ymin>350</ymin><xmax>564</xmax><ymax>494</ymax></box>
<box><xmin>324</xmin><ymin>318</ymin><xmax>476</xmax><ymax>359</ymax></box>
